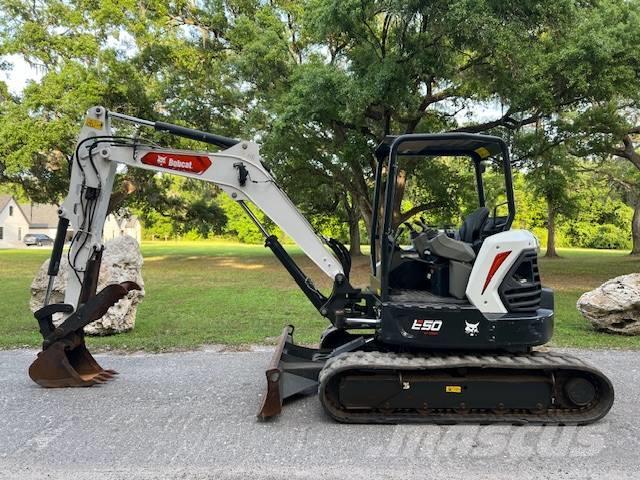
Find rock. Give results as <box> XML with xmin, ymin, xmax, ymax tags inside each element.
<box><xmin>30</xmin><ymin>235</ymin><xmax>145</xmax><ymax>335</ymax></box>
<box><xmin>577</xmin><ymin>273</ymin><xmax>640</xmax><ymax>335</ymax></box>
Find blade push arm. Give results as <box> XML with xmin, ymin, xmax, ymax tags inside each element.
<box><xmin>58</xmin><ymin>106</ymin><xmax>345</xmax><ymax>314</ymax></box>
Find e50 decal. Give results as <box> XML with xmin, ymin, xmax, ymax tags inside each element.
<box><xmin>411</xmin><ymin>319</ymin><xmax>443</xmax><ymax>335</ymax></box>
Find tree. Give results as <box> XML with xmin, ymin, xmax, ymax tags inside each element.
<box><xmin>538</xmin><ymin>0</ymin><xmax>640</xmax><ymax>255</ymax></box>
<box><xmin>609</xmin><ymin>132</ymin><xmax>640</xmax><ymax>255</ymax></box>
<box><xmin>237</xmin><ymin>0</ymin><xmax>585</xmax><ymax>250</ymax></box>
<box><xmin>234</xmin><ymin>0</ymin><xmax>640</xmax><ymax>255</ymax></box>
<box><xmin>513</xmin><ymin>126</ymin><xmax>579</xmax><ymax>257</ymax></box>
<box><xmin>0</xmin><ymin>0</ymin><xmax>233</xmax><ymax>235</ymax></box>
<box><xmin>576</xmin><ymin>155</ymin><xmax>640</xmax><ymax>254</ymax></box>
<box><xmin>2</xmin><ymin>0</ymin><xmax>640</xmax><ymax>253</ymax></box>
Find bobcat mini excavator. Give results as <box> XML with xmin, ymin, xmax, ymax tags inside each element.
<box><xmin>28</xmin><ymin>106</ymin><xmax>614</xmax><ymax>425</ymax></box>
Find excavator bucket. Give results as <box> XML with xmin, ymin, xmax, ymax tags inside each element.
<box><xmin>29</xmin><ymin>281</ymin><xmax>140</xmax><ymax>388</ymax></box>
<box><xmin>29</xmin><ymin>334</ymin><xmax>117</xmax><ymax>387</ymax></box>
<box><xmin>257</xmin><ymin>325</ymin><xmax>326</xmax><ymax>419</ymax></box>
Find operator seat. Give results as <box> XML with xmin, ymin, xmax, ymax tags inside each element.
<box><xmin>428</xmin><ymin>207</ymin><xmax>490</xmax><ymax>262</ymax></box>
<box><xmin>426</xmin><ymin>207</ymin><xmax>489</xmax><ymax>299</ymax></box>
<box><xmin>428</xmin><ymin>234</ymin><xmax>476</xmax><ymax>263</ymax></box>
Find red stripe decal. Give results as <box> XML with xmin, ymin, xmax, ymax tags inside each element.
<box><xmin>482</xmin><ymin>251</ymin><xmax>511</xmax><ymax>294</ymax></box>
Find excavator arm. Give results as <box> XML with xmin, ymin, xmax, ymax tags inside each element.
<box><xmin>29</xmin><ymin>106</ymin><xmax>374</xmax><ymax>393</ymax></box>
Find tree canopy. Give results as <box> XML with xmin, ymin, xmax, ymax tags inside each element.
<box><xmin>0</xmin><ymin>0</ymin><xmax>638</xmax><ymax>254</ymax></box>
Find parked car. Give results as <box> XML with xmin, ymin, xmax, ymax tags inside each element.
<box><xmin>23</xmin><ymin>234</ymin><xmax>54</xmax><ymax>247</ymax></box>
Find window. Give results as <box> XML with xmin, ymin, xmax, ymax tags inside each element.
<box><xmin>9</xmin><ymin>205</ymin><xmax>13</xmax><ymax>216</ymax></box>
<box><xmin>0</xmin><ymin>227</ymin><xmax>3</xmax><ymax>240</ymax></box>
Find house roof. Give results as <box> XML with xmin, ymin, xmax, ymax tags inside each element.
<box><xmin>0</xmin><ymin>195</ymin><xmax>11</xmax><ymax>212</ymax></box>
<box><xmin>20</xmin><ymin>203</ymin><xmax>60</xmax><ymax>228</ymax></box>
<box><xmin>1</xmin><ymin>195</ymin><xmax>30</xmax><ymax>222</ymax></box>
<box><xmin>3</xmin><ymin>198</ymin><xmax>139</xmax><ymax>230</ymax></box>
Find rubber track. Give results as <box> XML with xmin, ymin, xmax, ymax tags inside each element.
<box><xmin>319</xmin><ymin>351</ymin><xmax>614</xmax><ymax>425</ymax></box>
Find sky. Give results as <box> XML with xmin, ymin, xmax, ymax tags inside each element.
<box><xmin>1</xmin><ymin>54</ymin><xmax>44</xmax><ymax>95</ymax></box>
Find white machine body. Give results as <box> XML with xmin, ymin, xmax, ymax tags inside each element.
<box><xmin>60</xmin><ymin>106</ymin><xmax>539</xmax><ymax>319</ymax></box>
<box><xmin>466</xmin><ymin>229</ymin><xmax>540</xmax><ymax>313</ymax></box>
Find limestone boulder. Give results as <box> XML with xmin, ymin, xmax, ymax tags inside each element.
<box><xmin>576</xmin><ymin>273</ymin><xmax>640</xmax><ymax>335</ymax></box>
<box><xmin>30</xmin><ymin>235</ymin><xmax>145</xmax><ymax>335</ymax></box>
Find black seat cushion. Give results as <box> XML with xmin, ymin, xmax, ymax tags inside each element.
<box><xmin>459</xmin><ymin>207</ymin><xmax>490</xmax><ymax>244</ymax></box>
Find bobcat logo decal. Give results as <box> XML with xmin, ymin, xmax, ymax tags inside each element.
<box><xmin>465</xmin><ymin>321</ymin><xmax>480</xmax><ymax>337</ymax></box>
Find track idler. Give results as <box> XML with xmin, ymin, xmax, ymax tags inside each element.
<box><xmin>29</xmin><ymin>281</ymin><xmax>140</xmax><ymax>388</ymax></box>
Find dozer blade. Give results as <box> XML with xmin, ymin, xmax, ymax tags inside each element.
<box><xmin>257</xmin><ymin>325</ymin><xmax>326</xmax><ymax>419</ymax></box>
<box><xmin>29</xmin><ymin>281</ymin><xmax>140</xmax><ymax>388</ymax></box>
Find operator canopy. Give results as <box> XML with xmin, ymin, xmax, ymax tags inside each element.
<box><xmin>374</xmin><ymin>133</ymin><xmax>505</xmax><ymax>160</ymax></box>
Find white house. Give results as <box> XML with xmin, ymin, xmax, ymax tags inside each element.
<box><xmin>20</xmin><ymin>202</ymin><xmax>62</xmax><ymax>239</ymax></box>
<box><xmin>103</xmin><ymin>214</ymin><xmax>142</xmax><ymax>242</ymax></box>
<box><xmin>0</xmin><ymin>195</ymin><xmax>143</xmax><ymax>247</ymax></box>
<box><xmin>0</xmin><ymin>195</ymin><xmax>30</xmax><ymax>247</ymax></box>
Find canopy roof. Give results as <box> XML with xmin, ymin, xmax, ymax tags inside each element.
<box><xmin>374</xmin><ymin>133</ymin><xmax>506</xmax><ymax>160</ymax></box>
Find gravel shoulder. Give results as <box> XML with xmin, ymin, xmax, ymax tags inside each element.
<box><xmin>1</xmin><ymin>348</ymin><xmax>639</xmax><ymax>480</ymax></box>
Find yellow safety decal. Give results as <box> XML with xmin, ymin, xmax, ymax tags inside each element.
<box><xmin>445</xmin><ymin>385</ymin><xmax>462</xmax><ymax>393</ymax></box>
<box><xmin>475</xmin><ymin>147</ymin><xmax>491</xmax><ymax>159</ymax></box>
<box><xmin>85</xmin><ymin>118</ymin><xmax>103</xmax><ymax>130</ymax></box>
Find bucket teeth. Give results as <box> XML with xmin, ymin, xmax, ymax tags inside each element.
<box><xmin>93</xmin><ymin>372</ymin><xmax>114</xmax><ymax>382</ymax></box>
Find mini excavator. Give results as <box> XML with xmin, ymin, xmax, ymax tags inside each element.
<box><xmin>28</xmin><ymin>107</ymin><xmax>614</xmax><ymax>424</ymax></box>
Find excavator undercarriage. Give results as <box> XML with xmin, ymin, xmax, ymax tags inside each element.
<box><xmin>258</xmin><ymin>326</ymin><xmax>614</xmax><ymax>425</ymax></box>
<box><xmin>28</xmin><ymin>107</ymin><xmax>614</xmax><ymax>426</ymax></box>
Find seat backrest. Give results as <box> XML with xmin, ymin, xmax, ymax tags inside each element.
<box><xmin>459</xmin><ymin>207</ymin><xmax>489</xmax><ymax>244</ymax></box>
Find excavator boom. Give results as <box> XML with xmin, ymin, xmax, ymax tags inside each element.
<box><xmin>29</xmin><ymin>106</ymin><xmax>372</xmax><ymax>391</ymax></box>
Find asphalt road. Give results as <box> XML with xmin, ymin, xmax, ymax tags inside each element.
<box><xmin>1</xmin><ymin>347</ymin><xmax>638</xmax><ymax>480</ymax></box>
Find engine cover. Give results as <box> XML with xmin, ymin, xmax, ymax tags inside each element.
<box><xmin>466</xmin><ymin>229</ymin><xmax>540</xmax><ymax>313</ymax></box>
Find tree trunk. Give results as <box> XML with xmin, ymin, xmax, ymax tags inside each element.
<box><xmin>632</xmin><ymin>201</ymin><xmax>640</xmax><ymax>256</ymax></box>
<box><xmin>346</xmin><ymin>196</ymin><xmax>362</xmax><ymax>257</ymax></box>
<box><xmin>348</xmin><ymin>216</ymin><xmax>362</xmax><ymax>256</ymax></box>
<box><xmin>545</xmin><ymin>200</ymin><xmax>559</xmax><ymax>258</ymax></box>
<box><xmin>357</xmin><ymin>196</ymin><xmax>373</xmax><ymax>235</ymax></box>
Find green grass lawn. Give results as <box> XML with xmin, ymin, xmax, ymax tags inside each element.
<box><xmin>0</xmin><ymin>241</ymin><xmax>638</xmax><ymax>351</ymax></box>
